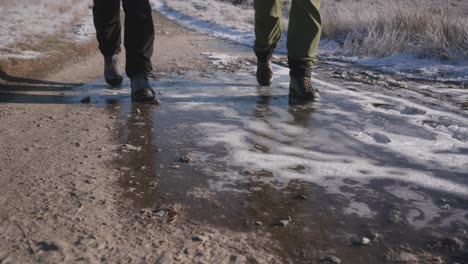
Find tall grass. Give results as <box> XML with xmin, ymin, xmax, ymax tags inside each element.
<box><xmin>323</xmin><ymin>0</ymin><xmax>468</xmax><ymax>60</ymax></box>
<box><xmin>221</xmin><ymin>0</ymin><xmax>468</xmax><ymax>61</ymax></box>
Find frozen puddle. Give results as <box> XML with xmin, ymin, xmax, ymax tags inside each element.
<box><xmin>72</xmin><ymin>63</ymin><xmax>468</xmax><ymax>227</ymax></box>
<box><xmin>69</xmin><ymin>59</ymin><xmax>468</xmax><ymax>261</ymax></box>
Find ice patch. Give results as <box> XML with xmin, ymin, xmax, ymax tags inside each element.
<box><xmin>152</xmin><ymin>60</ymin><xmax>468</xmax><ymax>202</ymax></box>
<box><xmin>344</xmin><ymin>201</ymin><xmax>376</xmax><ymax>219</ymax></box>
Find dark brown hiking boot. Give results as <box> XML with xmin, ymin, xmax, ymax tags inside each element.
<box><xmin>289</xmin><ymin>64</ymin><xmax>319</xmax><ymax>102</ymax></box>
<box><xmin>131</xmin><ymin>73</ymin><xmax>155</xmax><ymax>101</ymax></box>
<box><xmin>255</xmin><ymin>49</ymin><xmax>274</xmax><ymax>86</ymax></box>
<box><xmin>104</xmin><ymin>54</ymin><xmax>123</xmax><ymax>86</ymax></box>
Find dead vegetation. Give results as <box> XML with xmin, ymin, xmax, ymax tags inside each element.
<box><xmin>223</xmin><ymin>0</ymin><xmax>468</xmax><ymax>60</ymax></box>
<box><xmin>322</xmin><ymin>0</ymin><xmax>468</xmax><ymax>60</ymax></box>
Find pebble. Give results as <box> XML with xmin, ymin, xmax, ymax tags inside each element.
<box><xmin>361</xmin><ymin>237</ymin><xmax>371</xmax><ymax>246</ymax></box>
<box><xmin>124</xmin><ymin>144</ymin><xmax>141</xmax><ymax>151</ymax></box>
<box><xmin>293</xmin><ymin>194</ymin><xmax>307</xmax><ymax>200</ymax></box>
<box><xmin>254</xmin><ymin>221</ymin><xmax>263</xmax><ymax>226</ymax></box>
<box><xmin>321</xmin><ymin>255</ymin><xmax>341</xmax><ymax>264</ymax></box>
<box><xmin>136</xmin><ymin>108</ymin><xmax>141</xmax><ymax>114</ymax></box>
<box><xmin>171</xmin><ymin>165</ymin><xmax>180</xmax><ymax>169</ymax></box>
<box><xmin>279</xmin><ymin>220</ymin><xmax>290</xmax><ymax>226</ymax></box>
<box><xmin>80</xmin><ymin>96</ymin><xmax>91</xmax><ymax>104</ymax></box>
<box><xmin>179</xmin><ymin>155</ymin><xmax>193</xmax><ymax>163</ymax></box>
<box><xmin>192</xmin><ymin>235</ymin><xmax>207</xmax><ymax>242</ymax></box>
<box><xmin>153</xmin><ymin>99</ymin><xmax>164</xmax><ymax>105</ymax></box>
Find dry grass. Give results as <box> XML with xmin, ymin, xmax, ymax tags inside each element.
<box><xmin>222</xmin><ymin>0</ymin><xmax>468</xmax><ymax>61</ymax></box>
<box><xmin>322</xmin><ymin>0</ymin><xmax>468</xmax><ymax>60</ymax></box>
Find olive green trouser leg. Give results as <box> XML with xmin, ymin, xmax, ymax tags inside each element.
<box><xmin>254</xmin><ymin>0</ymin><xmax>322</xmax><ymax>67</ymax></box>
<box><xmin>288</xmin><ymin>0</ymin><xmax>321</xmax><ymax>67</ymax></box>
<box><xmin>254</xmin><ymin>0</ymin><xmax>282</xmax><ymax>56</ymax></box>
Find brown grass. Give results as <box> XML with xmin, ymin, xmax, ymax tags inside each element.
<box><xmin>322</xmin><ymin>0</ymin><xmax>468</xmax><ymax>60</ymax></box>
<box><xmin>222</xmin><ymin>0</ymin><xmax>468</xmax><ymax>60</ymax></box>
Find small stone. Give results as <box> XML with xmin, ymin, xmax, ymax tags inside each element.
<box><xmin>321</xmin><ymin>255</ymin><xmax>341</xmax><ymax>264</ymax></box>
<box><xmin>171</xmin><ymin>165</ymin><xmax>180</xmax><ymax>169</ymax></box>
<box><xmin>136</xmin><ymin>108</ymin><xmax>141</xmax><ymax>114</ymax></box>
<box><xmin>179</xmin><ymin>155</ymin><xmax>193</xmax><ymax>163</ymax></box>
<box><xmin>361</xmin><ymin>237</ymin><xmax>371</xmax><ymax>246</ymax></box>
<box><xmin>279</xmin><ymin>220</ymin><xmax>290</xmax><ymax>226</ymax></box>
<box><xmin>80</xmin><ymin>96</ymin><xmax>91</xmax><ymax>104</ymax></box>
<box><xmin>191</xmin><ymin>235</ymin><xmax>207</xmax><ymax>242</ymax></box>
<box><xmin>293</xmin><ymin>194</ymin><xmax>307</xmax><ymax>200</ymax></box>
<box><xmin>75</xmin><ymin>142</ymin><xmax>82</xmax><ymax>147</ymax></box>
<box><xmin>23</xmin><ymin>147</ymin><xmax>31</xmax><ymax>151</ymax></box>
<box><xmin>254</xmin><ymin>221</ymin><xmax>263</xmax><ymax>226</ymax></box>
<box><xmin>124</xmin><ymin>144</ymin><xmax>141</xmax><ymax>151</ymax></box>
<box><xmin>84</xmin><ymin>179</ymin><xmax>93</xmax><ymax>184</ymax></box>
<box><xmin>152</xmin><ymin>99</ymin><xmax>164</xmax><ymax>105</ymax></box>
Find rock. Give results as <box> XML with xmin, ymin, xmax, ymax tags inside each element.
<box><xmin>124</xmin><ymin>144</ymin><xmax>141</xmax><ymax>151</ymax></box>
<box><xmin>80</xmin><ymin>96</ymin><xmax>91</xmax><ymax>104</ymax></box>
<box><xmin>279</xmin><ymin>220</ymin><xmax>290</xmax><ymax>226</ymax></box>
<box><xmin>361</xmin><ymin>237</ymin><xmax>371</xmax><ymax>246</ymax></box>
<box><xmin>370</xmin><ymin>232</ymin><xmax>382</xmax><ymax>242</ymax></box>
<box><xmin>254</xmin><ymin>221</ymin><xmax>263</xmax><ymax>226</ymax></box>
<box><xmin>321</xmin><ymin>255</ymin><xmax>341</xmax><ymax>264</ymax></box>
<box><xmin>191</xmin><ymin>235</ymin><xmax>207</xmax><ymax>242</ymax></box>
<box><xmin>136</xmin><ymin>108</ymin><xmax>141</xmax><ymax>114</ymax></box>
<box><xmin>179</xmin><ymin>155</ymin><xmax>193</xmax><ymax>163</ymax></box>
<box><xmin>152</xmin><ymin>99</ymin><xmax>164</xmax><ymax>105</ymax></box>
<box><xmin>171</xmin><ymin>165</ymin><xmax>180</xmax><ymax>169</ymax></box>
<box><xmin>293</xmin><ymin>194</ymin><xmax>308</xmax><ymax>200</ymax></box>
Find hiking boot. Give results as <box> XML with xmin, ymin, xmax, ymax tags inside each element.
<box><xmin>255</xmin><ymin>50</ymin><xmax>274</xmax><ymax>86</ymax></box>
<box><xmin>104</xmin><ymin>54</ymin><xmax>123</xmax><ymax>86</ymax></box>
<box><xmin>131</xmin><ymin>73</ymin><xmax>155</xmax><ymax>101</ymax></box>
<box><xmin>289</xmin><ymin>64</ymin><xmax>320</xmax><ymax>102</ymax></box>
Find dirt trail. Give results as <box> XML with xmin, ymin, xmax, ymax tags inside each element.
<box><xmin>0</xmin><ymin>13</ymin><xmax>279</xmax><ymax>264</ymax></box>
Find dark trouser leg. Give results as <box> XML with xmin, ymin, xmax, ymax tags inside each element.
<box><xmin>253</xmin><ymin>0</ymin><xmax>282</xmax><ymax>58</ymax></box>
<box><xmin>287</xmin><ymin>0</ymin><xmax>322</xmax><ymax>68</ymax></box>
<box><xmin>122</xmin><ymin>0</ymin><xmax>155</xmax><ymax>78</ymax></box>
<box><xmin>93</xmin><ymin>0</ymin><xmax>122</xmax><ymax>57</ymax></box>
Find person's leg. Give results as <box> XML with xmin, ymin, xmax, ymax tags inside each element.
<box><xmin>93</xmin><ymin>0</ymin><xmax>122</xmax><ymax>57</ymax></box>
<box><xmin>122</xmin><ymin>0</ymin><xmax>155</xmax><ymax>78</ymax></box>
<box><xmin>122</xmin><ymin>0</ymin><xmax>155</xmax><ymax>101</ymax></box>
<box><xmin>93</xmin><ymin>0</ymin><xmax>124</xmax><ymax>86</ymax></box>
<box><xmin>254</xmin><ymin>0</ymin><xmax>282</xmax><ymax>86</ymax></box>
<box><xmin>287</xmin><ymin>0</ymin><xmax>321</xmax><ymax>101</ymax></box>
<box><xmin>254</xmin><ymin>0</ymin><xmax>282</xmax><ymax>56</ymax></box>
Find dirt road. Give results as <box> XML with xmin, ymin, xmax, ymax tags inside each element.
<box><xmin>0</xmin><ymin>13</ymin><xmax>278</xmax><ymax>264</ymax></box>
<box><xmin>1</xmin><ymin>10</ymin><xmax>468</xmax><ymax>264</ymax></box>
